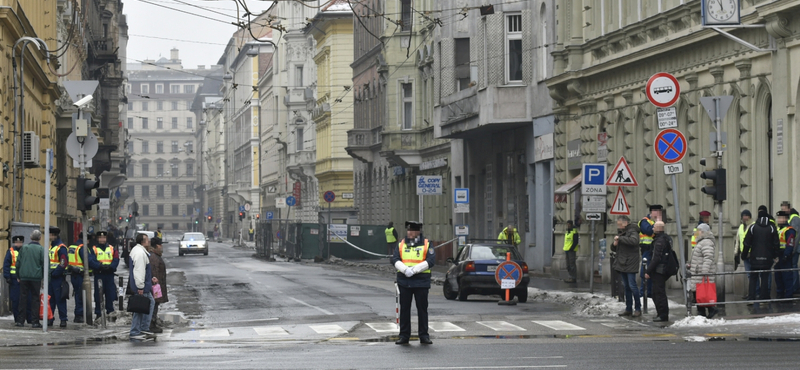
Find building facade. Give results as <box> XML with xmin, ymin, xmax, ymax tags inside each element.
<box><xmin>546</xmin><ymin>0</ymin><xmax>800</xmax><ymax>287</ymax></box>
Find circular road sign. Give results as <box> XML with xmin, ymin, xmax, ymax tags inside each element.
<box><xmin>244</xmin><ymin>203</ymin><xmax>251</xmax><ymax>212</ymax></box>
<box><xmin>286</xmin><ymin>196</ymin><xmax>297</xmax><ymax>207</ymax></box>
<box><xmin>494</xmin><ymin>261</ymin><xmax>523</xmax><ymax>287</ymax></box>
<box><xmin>323</xmin><ymin>191</ymin><xmax>335</xmax><ymax>203</ymax></box>
<box><xmin>646</xmin><ymin>72</ymin><xmax>680</xmax><ymax>108</ymax></box>
<box><xmin>655</xmin><ymin>128</ymin><xmax>687</xmax><ymax>164</ymax></box>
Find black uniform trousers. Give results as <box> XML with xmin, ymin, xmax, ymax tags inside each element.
<box><xmin>18</xmin><ymin>280</ymin><xmax>41</xmax><ymax>324</ymax></box>
<box><xmin>398</xmin><ymin>286</ymin><xmax>429</xmax><ymax>339</ymax></box>
<box><xmin>651</xmin><ymin>272</ymin><xmax>669</xmax><ymax>319</ymax></box>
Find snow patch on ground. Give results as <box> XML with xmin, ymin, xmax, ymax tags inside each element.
<box><xmin>527</xmin><ymin>287</ymin><xmax>684</xmax><ymax>317</ymax></box>
<box><xmin>684</xmin><ymin>336</ymin><xmax>710</xmax><ymax>342</ymax></box>
<box><xmin>671</xmin><ymin>313</ymin><xmax>800</xmax><ymax>328</ymax></box>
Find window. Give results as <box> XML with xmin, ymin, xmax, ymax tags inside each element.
<box><xmin>142</xmin><ymin>117</ymin><xmax>148</xmax><ymax>129</ymax></box>
<box><xmin>187</xmin><ymin>141</ymin><xmax>194</xmax><ymax>153</ymax></box>
<box><xmin>126</xmin><ymin>84</ymin><xmax>131</xmax><ymax>94</ymax></box>
<box><xmin>127</xmin><ymin>165</ymin><xmax>134</xmax><ymax>177</ymax></box>
<box><xmin>142</xmin><ymin>102</ymin><xmax>149</xmax><ymax>111</ymax></box>
<box><xmin>157</xmin><ymin>142</ymin><xmax>164</xmax><ymax>154</ymax></box>
<box><xmin>127</xmin><ymin>141</ymin><xmax>134</xmax><ymax>153</ymax></box>
<box><xmin>172</xmin><ymin>185</ymin><xmax>179</xmax><ymax>198</ymax></box>
<box><xmin>171</xmin><ymin>85</ymin><xmax>180</xmax><ymax>94</ymax></box>
<box><xmin>141</xmin><ymin>164</ymin><xmax>149</xmax><ymax>177</ymax></box>
<box><xmin>172</xmin><ymin>101</ymin><xmax>178</xmax><ymax>110</ymax></box>
<box><xmin>157</xmin><ymin>117</ymin><xmax>163</xmax><ymax>129</ymax></box>
<box><xmin>184</xmin><ymin>85</ymin><xmax>195</xmax><ymax>94</ymax></box>
<box><xmin>156</xmin><ymin>163</ymin><xmax>164</xmax><ymax>176</ymax></box>
<box><xmin>127</xmin><ymin>185</ymin><xmax>134</xmax><ymax>198</ymax></box>
<box><xmin>505</xmin><ymin>14</ymin><xmax>523</xmax><ymax>83</ymax></box>
<box><xmin>157</xmin><ymin>185</ymin><xmax>165</xmax><ymax>198</ymax></box>
<box><xmin>296</xmin><ymin>128</ymin><xmax>304</xmax><ymax>151</ymax></box>
<box><xmin>401</xmin><ymin>83</ymin><xmax>413</xmax><ymax>130</ymax></box>
<box><xmin>172</xmin><ymin>141</ymin><xmax>179</xmax><ymax>153</ymax></box>
<box><xmin>127</xmin><ymin>118</ymin><xmax>133</xmax><ymax>129</ymax></box>
<box><xmin>172</xmin><ymin>164</ymin><xmax>179</xmax><ymax>177</ymax></box>
<box><xmin>141</xmin><ymin>84</ymin><xmax>149</xmax><ymax>94</ymax></box>
<box><xmin>455</xmin><ymin>38</ymin><xmax>471</xmax><ymax>91</ymax></box>
<box><xmin>142</xmin><ymin>204</ymin><xmax>150</xmax><ymax>216</ymax></box>
<box><xmin>157</xmin><ymin>101</ymin><xmax>163</xmax><ymax>110</ymax></box>
<box><xmin>186</xmin><ymin>163</ymin><xmax>194</xmax><ymax>176</ymax></box>
<box><xmin>295</xmin><ymin>66</ymin><xmax>304</xmax><ymax>87</ymax></box>
<box><xmin>156</xmin><ymin>84</ymin><xmax>164</xmax><ymax>94</ymax></box>
<box><xmin>172</xmin><ymin>117</ymin><xmax>178</xmax><ymax>129</ymax></box>
<box><xmin>142</xmin><ymin>185</ymin><xmax>150</xmax><ymax>197</ymax></box>
<box><xmin>172</xmin><ymin>204</ymin><xmax>179</xmax><ymax>215</ymax></box>
<box><xmin>186</xmin><ymin>185</ymin><xmax>192</xmax><ymax>196</ymax></box>
<box><xmin>128</xmin><ymin>102</ymin><xmax>133</xmax><ymax>110</ymax></box>
<box><xmin>187</xmin><ymin>117</ymin><xmax>193</xmax><ymax>129</ymax></box>
<box><xmin>400</xmin><ymin>0</ymin><xmax>412</xmax><ymax>31</ymax></box>
<box><xmin>141</xmin><ymin>141</ymin><xmax>149</xmax><ymax>153</ymax></box>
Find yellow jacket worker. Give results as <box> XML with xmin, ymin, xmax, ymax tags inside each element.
<box><xmin>390</xmin><ymin>221</ymin><xmax>435</xmax><ymax>345</ymax></box>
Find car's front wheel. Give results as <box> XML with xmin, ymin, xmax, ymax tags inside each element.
<box><xmin>179</xmin><ymin>250</ymin><xmax>184</xmax><ymax>257</ymax></box>
<box><xmin>443</xmin><ymin>280</ymin><xmax>457</xmax><ymax>300</ymax></box>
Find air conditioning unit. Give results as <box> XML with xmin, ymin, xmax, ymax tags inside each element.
<box><xmin>22</xmin><ymin>131</ymin><xmax>40</xmax><ymax>168</ymax></box>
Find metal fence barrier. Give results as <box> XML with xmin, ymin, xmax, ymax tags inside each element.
<box><xmin>683</xmin><ymin>266</ymin><xmax>800</xmax><ymax>314</ymax></box>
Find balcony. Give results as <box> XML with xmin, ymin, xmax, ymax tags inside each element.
<box><xmin>284</xmin><ymin>88</ymin><xmax>314</xmax><ymax>107</ymax></box>
<box><xmin>438</xmin><ymin>85</ymin><xmax>531</xmax><ymax>139</ymax></box>
<box><xmin>379</xmin><ymin>130</ymin><xmax>423</xmax><ymax>168</ymax></box>
<box><xmin>92</xmin><ymin>37</ymin><xmax>118</xmax><ymax>62</ymax></box>
<box><xmin>345</xmin><ymin>127</ymin><xmax>382</xmax><ymax>163</ymax></box>
<box><xmin>287</xmin><ymin>150</ymin><xmax>316</xmax><ymax>181</ymax></box>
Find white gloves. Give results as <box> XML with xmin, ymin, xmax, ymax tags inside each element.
<box><xmin>394</xmin><ymin>261</ymin><xmax>408</xmax><ymax>273</ymax></box>
<box><xmin>411</xmin><ymin>262</ymin><xmax>429</xmax><ymax>274</ymax></box>
<box><xmin>404</xmin><ymin>269</ymin><xmax>415</xmax><ymax>277</ymax></box>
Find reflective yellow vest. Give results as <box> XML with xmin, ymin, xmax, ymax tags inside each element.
<box><xmin>399</xmin><ymin>239</ymin><xmax>430</xmax><ymax>273</ymax></box>
<box><xmin>691</xmin><ymin>228</ymin><xmax>698</xmax><ymax>249</ymax></box>
<box><xmin>94</xmin><ymin>246</ymin><xmax>114</xmax><ymax>265</ymax></box>
<box><xmin>68</xmin><ymin>244</ymin><xmax>85</xmax><ymax>272</ymax></box>
<box><xmin>563</xmin><ymin>229</ymin><xmax>578</xmax><ymax>252</ymax></box>
<box><xmin>9</xmin><ymin>247</ymin><xmax>19</xmax><ymax>275</ymax></box>
<box><xmin>639</xmin><ymin>218</ymin><xmax>655</xmax><ymax>245</ymax></box>
<box><xmin>737</xmin><ymin>222</ymin><xmax>754</xmax><ymax>252</ymax></box>
<box><xmin>779</xmin><ymin>226</ymin><xmax>794</xmax><ymax>250</ymax></box>
<box><xmin>385</xmin><ymin>227</ymin><xmax>397</xmax><ymax>243</ymax></box>
<box><xmin>790</xmin><ymin>214</ymin><xmax>800</xmax><ymax>225</ymax></box>
<box><xmin>49</xmin><ymin>244</ymin><xmax>66</xmax><ymax>270</ymax></box>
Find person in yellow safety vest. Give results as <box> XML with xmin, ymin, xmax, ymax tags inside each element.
<box><xmin>155</xmin><ymin>228</ymin><xmax>163</xmax><ymax>239</ymax></box>
<box><xmin>638</xmin><ymin>205</ymin><xmax>662</xmax><ymax>298</ymax></box>
<box><xmin>780</xmin><ymin>201</ymin><xmax>800</xmax><ymax>296</ymax></box>
<box><xmin>68</xmin><ymin>239</ymin><xmax>88</xmax><ymax>323</ymax></box>
<box><xmin>497</xmin><ymin>225</ymin><xmax>521</xmax><ymax>246</ymax></box>
<box><xmin>563</xmin><ymin>220</ymin><xmax>579</xmax><ymax>283</ymax></box>
<box><xmin>385</xmin><ymin>222</ymin><xmax>398</xmax><ymax>256</ymax></box>
<box><xmin>89</xmin><ymin>231</ymin><xmax>120</xmax><ymax>321</ymax></box>
<box><xmin>391</xmin><ymin>221</ymin><xmax>434</xmax><ymax>345</ymax></box>
<box><xmin>691</xmin><ymin>211</ymin><xmax>712</xmax><ymax>249</ymax></box>
<box><xmin>4</xmin><ymin>235</ymin><xmax>31</xmax><ymax>323</ymax></box>
<box><xmin>734</xmin><ymin>210</ymin><xmax>755</xmax><ymax>299</ymax></box>
<box><xmin>775</xmin><ymin>211</ymin><xmax>796</xmax><ymax>298</ymax></box>
<box><xmin>48</xmin><ymin>226</ymin><xmax>69</xmax><ymax>327</ymax></box>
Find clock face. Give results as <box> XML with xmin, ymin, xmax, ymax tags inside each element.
<box><xmin>706</xmin><ymin>0</ymin><xmax>738</xmax><ymax>23</ymax></box>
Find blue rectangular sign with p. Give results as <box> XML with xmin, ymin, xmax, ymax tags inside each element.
<box><xmin>582</xmin><ymin>163</ymin><xmax>607</xmax><ymax>195</ymax></box>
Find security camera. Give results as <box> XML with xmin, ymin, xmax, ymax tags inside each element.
<box><xmin>73</xmin><ymin>95</ymin><xmax>93</xmax><ymax>108</ymax></box>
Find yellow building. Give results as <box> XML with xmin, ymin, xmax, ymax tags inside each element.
<box><xmin>306</xmin><ymin>2</ymin><xmax>355</xmax><ymax>223</ymax></box>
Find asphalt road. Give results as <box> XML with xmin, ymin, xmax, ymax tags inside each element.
<box><xmin>1</xmin><ymin>241</ymin><xmax>798</xmax><ymax>369</ymax></box>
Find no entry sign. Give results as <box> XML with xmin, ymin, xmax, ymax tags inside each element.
<box><xmin>646</xmin><ymin>73</ymin><xmax>680</xmax><ymax>108</ymax></box>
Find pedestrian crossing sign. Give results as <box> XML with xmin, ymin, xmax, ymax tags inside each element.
<box><xmin>609</xmin><ymin>188</ymin><xmax>630</xmax><ymax>215</ymax></box>
<box><xmin>606</xmin><ymin>157</ymin><xmax>638</xmax><ymax>186</ymax></box>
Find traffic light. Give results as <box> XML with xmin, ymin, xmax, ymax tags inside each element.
<box><xmin>118</xmin><ymin>216</ymin><xmax>123</xmax><ymax>222</ymax></box>
<box><xmin>195</xmin><ymin>219</ymin><xmax>199</xmax><ymax>224</ymax></box>
<box><xmin>256</xmin><ymin>213</ymin><xmax>260</xmax><ymax>220</ymax></box>
<box><xmin>699</xmin><ymin>158</ymin><xmax>727</xmax><ymax>201</ymax></box>
<box><xmin>207</xmin><ymin>215</ymin><xmax>212</xmax><ymax>222</ymax></box>
<box><xmin>76</xmin><ymin>176</ymin><xmax>100</xmax><ymax>211</ymax></box>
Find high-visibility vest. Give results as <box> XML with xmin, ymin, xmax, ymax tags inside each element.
<box><xmin>691</xmin><ymin>228</ymin><xmax>698</xmax><ymax>249</ymax></box>
<box><xmin>779</xmin><ymin>226</ymin><xmax>794</xmax><ymax>250</ymax></box>
<box><xmin>385</xmin><ymin>227</ymin><xmax>397</xmax><ymax>243</ymax></box>
<box><xmin>563</xmin><ymin>229</ymin><xmax>578</xmax><ymax>252</ymax></box>
<box><xmin>9</xmin><ymin>247</ymin><xmax>18</xmax><ymax>275</ymax></box>
<box><xmin>738</xmin><ymin>224</ymin><xmax>747</xmax><ymax>252</ymax></box>
<box><xmin>49</xmin><ymin>244</ymin><xmax>66</xmax><ymax>270</ymax></box>
<box><xmin>399</xmin><ymin>239</ymin><xmax>430</xmax><ymax>273</ymax></box>
<box><xmin>68</xmin><ymin>244</ymin><xmax>85</xmax><ymax>272</ymax></box>
<box><xmin>790</xmin><ymin>214</ymin><xmax>800</xmax><ymax>225</ymax></box>
<box><xmin>639</xmin><ymin>218</ymin><xmax>655</xmax><ymax>245</ymax></box>
<box><xmin>94</xmin><ymin>245</ymin><xmax>114</xmax><ymax>265</ymax></box>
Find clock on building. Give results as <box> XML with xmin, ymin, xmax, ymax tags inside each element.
<box><xmin>702</xmin><ymin>0</ymin><xmax>740</xmax><ymax>26</ymax></box>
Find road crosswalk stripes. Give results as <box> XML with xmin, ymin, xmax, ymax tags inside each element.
<box><xmin>428</xmin><ymin>322</ymin><xmax>466</xmax><ymax>332</ymax></box>
<box><xmin>310</xmin><ymin>324</ymin><xmax>348</xmax><ymax>334</ymax></box>
<box><xmin>477</xmin><ymin>321</ymin><xmax>526</xmax><ymax>331</ymax></box>
<box><xmin>532</xmin><ymin>320</ymin><xmax>586</xmax><ymax>331</ymax></box>
<box><xmin>199</xmin><ymin>329</ymin><xmax>231</xmax><ymax>337</ymax></box>
<box><xmin>366</xmin><ymin>323</ymin><xmax>399</xmax><ymax>332</ymax></box>
<box><xmin>253</xmin><ymin>326</ymin><xmax>289</xmax><ymax>336</ymax></box>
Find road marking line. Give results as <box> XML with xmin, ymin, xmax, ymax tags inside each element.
<box><xmin>600</xmin><ymin>322</ymin><xmax>629</xmax><ymax>328</ymax></box>
<box><xmin>532</xmin><ymin>320</ymin><xmax>586</xmax><ymax>331</ymax></box>
<box><xmin>215</xmin><ymin>318</ymin><xmax>279</xmax><ymax>324</ymax></box>
<box><xmin>289</xmin><ymin>297</ymin><xmax>335</xmax><ymax>315</ymax></box>
<box><xmin>428</xmin><ymin>322</ymin><xmax>465</xmax><ymax>332</ymax></box>
<box><xmin>366</xmin><ymin>323</ymin><xmax>399</xmax><ymax>332</ymax></box>
<box><xmin>477</xmin><ymin>321</ymin><xmax>526</xmax><ymax>332</ymax></box>
<box><xmin>310</xmin><ymin>324</ymin><xmax>348</xmax><ymax>334</ymax></box>
<box><xmin>403</xmin><ymin>366</ymin><xmax>567</xmax><ymax>369</ymax></box>
<box><xmin>253</xmin><ymin>326</ymin><xmax>289</xmax><ymax>336</ymax></box>
<box><xmin>199</xmin><ymin>328</ymin><xmax>230</xmax><ymax>337</ymax></box>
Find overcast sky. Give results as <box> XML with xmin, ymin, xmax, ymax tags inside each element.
<box><xmin>124</xmin><ymin>0</ymin><xmax>274</xmax><ymax>68</ymax></box>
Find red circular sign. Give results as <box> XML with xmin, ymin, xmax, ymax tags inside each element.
<box><xmin>654</xmin><ymin>129</ymin><xmax>687</xmax><ymax>164</ymax></box>
<box><xmin>646</xmin><ymin>72</ymin><xmax>680</xmax><ymax>108</ymax></box>
<box><xmin>494</xmin><ymin>261</ymin><xmax>522</xmax><ymax>287</ymax></box>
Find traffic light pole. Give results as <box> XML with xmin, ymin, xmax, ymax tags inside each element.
<box><xmin>713</xmin><ymin>98</ymin><xmax>727</xmax><ymax>307</ymax></box>
<box><xmin>78</xmin><ymin>132</ymin><xmax>93</xmax><ymax>326</ymax></box>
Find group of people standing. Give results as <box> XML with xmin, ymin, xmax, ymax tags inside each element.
<box><xmin>127</xmin><ymin>233</ymin><xmax>169</xmax><ymax>340</ymax></box>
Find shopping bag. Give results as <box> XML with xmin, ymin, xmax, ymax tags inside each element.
<box><xmin>152</xmin><ymin>284</ymin><xmax>162</xmax><ymax>299</ymax></box>
<box><xmin>696</xmin><ymin>276</ymin><xmax>717</xmax><ymax>307</ymax></box>
<box><xmin>39</xmin><ymin>294</ymin><xmax>53</xmax><ymax>320</ymax></box>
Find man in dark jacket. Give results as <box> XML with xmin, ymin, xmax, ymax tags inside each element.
<box><xmin>16</xmin><ymin>230</ymin><xmax>45</xmax><ymax>328</ymax></box>
<box><xmin>390</xmin><ymin>221</ymin><xmax>435</xmax><ymax>345</ymax></box>
<box><xmin>612</xmin><ymin>216</ymin><xmax>641</xmax><ymax>317</ymax></box>
<box><xmin>148</xmin><ymin>237</ymin><xmax>168</xmax><ymax>333</ymax></box>
<box><xmin>743</xmin><ymin>209</ymin><xmax>780</xmax><ymax>301</ymax></box>
<box><xmin>645</xmin><ymin>221</ymin><xmax>670</xmax><ymax>322</ymax></box>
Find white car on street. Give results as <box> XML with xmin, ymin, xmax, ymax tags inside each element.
<box><xmin>179</xmin><ymin>232</ymin><xmax>209</xmax><ymax>256</ymax></box>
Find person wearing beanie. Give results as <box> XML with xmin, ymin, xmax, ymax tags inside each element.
<box><xmin>743</xmin><ymin>209</ymin><xmax>780</xmax><ymax>301</ymax></box>
<box><xmin>735</xmin><ymin>210</ymin><xmax>755</xmax><ymax>299</ymax></box>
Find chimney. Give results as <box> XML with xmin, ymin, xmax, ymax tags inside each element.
<box><xmin>170</xmin><ymin>48</ymin><xmax>179</xmax><ymax>61</ymax></box>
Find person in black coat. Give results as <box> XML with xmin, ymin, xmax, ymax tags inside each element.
<box><xmin>743</xmin><ymin>209</ymin><xmax>780</xmax><ymax>301</ymax></box>
<box><xmin>390</xmin><ymin>221</ymin><xmax>435</xmax><ymax>345</ymax></box>
<box><xmin>645</xmin><ymin>221</ymin><xmax>671</xmax><ymax>322</ymax></box>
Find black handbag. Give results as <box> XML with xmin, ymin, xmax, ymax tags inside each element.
<box><xmin>61</xmin><ymin>279</ymin><xmax>70</xmax><ymax>300</ymax></box>
<box><xmin>127</xmin><ymin>294</ymin><xmax>151</xmax><ymax>314</ymax></box>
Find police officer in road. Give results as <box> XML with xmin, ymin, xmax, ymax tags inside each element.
<box><xmin>67</xmin><ymin>237</ymin><xmax>89</xmax><ymax>323</ymax></box>
<box><xmin>89</xmin><ymin>231</ymin><xmax>120</xmax><ymax>321</ymax></box>
<box><xmin>639</xmin><ymin>205</ymin><xmax>662</xmax><ymax>298</ymax></box>
<box><xmin>4</xmin><ymin>235</ymin><xmax>30</xmax><ymax>324</ymax></box>
<box><xmin>391</xmin><ymin>221</ymin><xmax>435</xmax><ymax>345</ymax></box>
<box><xmin>48</xmin><ymin>226</ymin><xmax>69</xmax><ymax>327</ymax></box>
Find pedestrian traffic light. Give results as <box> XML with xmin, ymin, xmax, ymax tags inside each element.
<box><xmin>76</xmin><ymin>176</ymin><xmax>100</xmax><ymax>211</ymax></box>
<box><xmin>195</xmin><ymin>219</ymin><xmax>199</xmax><ymax>224</ymax></box>
<box><xmin>207</xmin><ymin>215</ymin><xmax>212</xmax><ymax>222</ymax></box>
<box><xmin>699</xmin><ymin>159</ymin><xmax>727</xmax><ymax>201</ymax></box>
<box><xmin>118</xmin><ymin>216</ymin><xmax>123</xmax><ymax>222</ymax></box>
<box><xmin>239</xmin><ymin>211</ymin><xmax>245</xmax><ymax>220</ymax></box>
<box><xmin>256</xmin><ymin>213</ymin><xmax>260</xmax><ymax>220</ymax></box>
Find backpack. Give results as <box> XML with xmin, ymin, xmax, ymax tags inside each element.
<box><xmin>655</xmin><ymin>238</ymin><xmax>680</xmax><ymax>277</ymax></box>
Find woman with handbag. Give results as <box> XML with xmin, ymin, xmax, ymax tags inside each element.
<box><xmin>688</xmin><ymin>224</ymin><xmax>718</xmax><ymax>318</ymax></box>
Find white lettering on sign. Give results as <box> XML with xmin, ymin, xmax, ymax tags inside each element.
<box><xmin>663</xmin><ymin>163</ymin><xmax>684</xmax><ymax>175</ymax></box>
<box><xmin>416</xmin><ymin>176</ymin><xmax>443</xmax><ymax>195</ymax></box>
<box><xmin>568</xmin><ymin>149</ymin><xmax>580</xmax><ymax>158</ymax></box>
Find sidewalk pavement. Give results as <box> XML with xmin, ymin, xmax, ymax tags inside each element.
<box><xmin>0</xmin><ymin>313</ymin><xmax>129</xmax><ymax>347</ymax></box>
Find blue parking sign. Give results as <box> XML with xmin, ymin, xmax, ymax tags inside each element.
<box><xmin>582</xmin><ymin>163</ymin><xmax>606</xmax><ymax>195</ymax></box>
